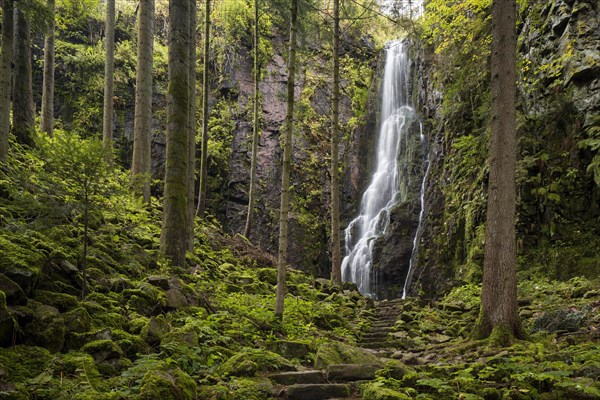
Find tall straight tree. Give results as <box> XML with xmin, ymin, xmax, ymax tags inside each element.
<box><xmin>330</xmin><ymin>0</ymin><xmax>341</xmax><ymax>285</ymax></box>
<box><xmin>475</xmin><ymin>0</ymin><xmax>522</xmax><ymax>342</ymax></box>
<box><xmin>0</xmin><ymin>0</ymin><xmax>14</xmax><ymax>162</ymax></box>
<box><xmin>196</xmin><ymin>0</ymin><xmax>210</xmax><ymax>217</ymax></box>
<box><xmin>243</xmin><ymin>0</ymin><xmax>260</xmax><ymax>238</ymax></box>
<box><xmin>102</xmin><ymin>0</ymin><xmax>115</xmax><ymax>164</ymax></box>
<box><xmin>12</xmin><ymin>7</ymin><xmax>35</xmax><ymax>146</ymax></box>
<box><xmin>187</xmin><ymin>0</ymin><xmax>196</xmax><ymax>251</ymax></box>
<box><xmin>131</xmin><ymin>0</ymin><xmax>155</xmax><ymax>202</ymax></box>
<box><xmin>40</xmin><ymin>0</ymin><xmax>55</xmax><ymax>135</ymax></box>
<box><xmin>160</xmin><ymin>0</ymin><xmax>191</xmax><ymax>266</ymax></box>
<box><xmin>275</xmin><ymin>0</ymin><xmax>298</xmax><ymax>319</ymax></box>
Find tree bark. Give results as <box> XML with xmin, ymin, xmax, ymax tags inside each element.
<box><xmin>476</xmin><ymin>0</ymin><xmax>522</xmax><ymax>342</ymax></box>
<box><xmin>160</xmin><ymin>0</ymin><xmax>190</xmax><ymax>266</ymax></box>
<box><xmin>244</xmin><ymin>0</ymin><xmax>260</xmax><ymax>238</ymax></box>
<box><xmin>275</xmin><ymin>0</ymin><xmax>298</xmax><ymax>319</ymax></box>
<box><xmin>187</xmin><ymin>0</ymin><xmax>197</xmax><ymax>251</ymax></box>
<box><xmin>196</xmin><ymin>0</ymin><xmax>210</xmax><ymax>217</ymax></box>
<box><xmin>102</xmin><ymin>0</ymin><xmax>115</xmax><ymax>164</ymax></box>
<box><xmin>330</xmin><ymin>0</ymin><xmax>341</xmax><ymax>285</ymax></box>
<box><xmin>40</xmin><ymin>0</ymin><xmax>56</xmax><ymax>135</ymax></box>
<box><xmin>0</xmin><ymin>0</ymin><xmax>14</xmax><ymax>162</ymax></box>
<box><xmin>132</xmin><ymin>0</ymin><xmax>154</xmax><ymax>203</ymax></box>
<box><xmin>12</xmin><ymin>7</ymin><xmax>34</xmax><ymax>147</ymax></box>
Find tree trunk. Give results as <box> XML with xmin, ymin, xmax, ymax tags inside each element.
<box><xmin>244</xmin><ymin>0</ymin><xmax>260</xmax><ymax>238</ymax></box>
<box><xmin>40</xmin><ymin>0</ymin><xmax>55</xmax><ymax>135</ymax></box>
<box><xmin>196</xmin><ymin>0</ymin><xmax>210</xmax><ymax>217</ymax></box>
<box><xmin>160</xmin><ymin>0</ymin><xmax>190</xmax><ymax>266</ymax></box>
<box><xmin>476</xmin><ymin>0</ymin><xmax>522</xmax><ymax>343</ymax></box>
<box><xmin>275</xmin><ymin>0</ymin><xmax>298</xmax><ymax>319</ymax></box>
<box><xmin>132</xmin><ymin>0</ymin><xmax>154</xmax><ymax>203</ymax></box>
<box><xmin>12</xmin><ymin>7</ymin><xmax>34</xmax><ymax>147</ymax></box>
<box><xmin>187</xmin><ymin>0</ymin><xmax>196</xmax><ymax>251</ymax></box>
<box><xmin>0</xmin><ymin>0</ymin><xmax>13</xmax><ymax>162</ymax></box>
<box><xmin>102</xmin><ymin>0</ymin><xmax>115</xmax><ymax>164</ymax></box>
<box><xmin>330</xmin><ymin>0</ymin><xmax>341</xmax><ymax>285</ymax></box>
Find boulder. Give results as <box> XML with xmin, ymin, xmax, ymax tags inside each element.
<box><xmin>0</xmin><ymin>292</ymin><xmax>16</xmax><ymax>346</ymax></box>
<box><xmin>314</xmin><ymin>341</ymin><xmax>383</xmax><ymax>369</ymax></box>
<box><xmin>326</xmin><ymin>363</ymin><xmax>380</xmax><ymax>382</ymax></box>
<box><xmin>285</xmin><ymin>383</ymin><xmax>350</xmax><ymax>400</ymax></box>
<box><xmin>266</xmin><ymin>340</ymin><xmax>311</xmax><ymax>360</ymax></box>
<box><xmin>143</xmin><ymin>315</ymin><xmax>171</xmax><ymax>346</ymax></box>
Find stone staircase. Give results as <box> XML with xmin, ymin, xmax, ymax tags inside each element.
<box><xmin>358</xmin><ymin>298</ymin><xmax>405</xmax><ymax>357</ymax></box>
<box><xmin>270</xmin><ymin>299</ymin><xmax>405</xmax><ymax>399</ymax></box>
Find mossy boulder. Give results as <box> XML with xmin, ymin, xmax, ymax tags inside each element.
<box><xmin>142</xmin><ymin>315</ymin><xmax>171</xmax><ymax>346</ymax></box>
<box><xmin>361</xmin><ymin>384</ymin><xmax>412</xmax><ymax>400</ymax></box>
<box><xmin>266</xmin><ymin>340</ymin><xmax>312</xmax><ymax>360</ymax></box>
<box><xmin>314</xmin><ymin>341</ymin><xmax>383</xmax><ymax>369</ymax></box>
<box><xmin>219</xmin><ymin>348</ymin><xmax>297</xmax><ymax>377</ymax></box>
<box><xmin>0</xmin><ymin>274</ymin><xmax>27</xmax><ymax>305</ymax></box>
<box><xmin>64</xmin><ymin>307</ymin><xmax>92</xmax><ymax>333</ymax></box>
<box><xmin>0</xmin><ymin>291</ymin><xmax>16</xmax><ymax>346</ymax></box>
<box><xmin>227</xmin><ymin>377</ymin><xmax>275</xmax><ymax>400</ymax></box>
<box><xmin>32</xmin><ymin>290</ymin><xmax>79</xmax><ymax>312</ymax></box>
<box><xmin>138</xmin><ymin>364</ymin><xmax>196</xmax><ymax>400</ymax></box>
<box><xmin>165</xmin><ymin>288</ymin><xmax>188</xmax><ymax>310</ymax></box>
<box><xmin>0</xmin><ymin>345</ymin><xmax>52</xmax><ymax>382</ymax></box>
<box><xmin>123</xmin><ymin>283</ymin><xmax>165</xmax><ymax>315</ymax></box>
<box><xmin>23</xmin><ymin>301</ymin><xmax>66</xmax><ymax>352</ymax></box>
<box><xmin>81</xmin><ymin>339</ymin><xmax>123</xmax><ymax>363</ymax></box>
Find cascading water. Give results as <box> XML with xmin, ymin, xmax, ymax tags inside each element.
<box><xmin>341</xmin><ymin>39</ymin><xmax>427</xmax><ymax>298</ymax></box>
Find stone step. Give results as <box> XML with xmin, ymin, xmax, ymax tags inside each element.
<box><xmin>284</xmin><ymin>383</ymin><xmax>351</xmax><ymax>400</ymax></box>
<box><xmin>359</xmin><ymin>340</ymin><xmax>404</xmax><ymax>349</ymax></box>
<box><xmin>270</xmin><ymin>370</ymin><xmax>326</xmax><ymax>385</ymax></box>
<box><xmin>326</xmin><ymin>364</ymin><xmax>380</xmax><ymax>382</ymax></box>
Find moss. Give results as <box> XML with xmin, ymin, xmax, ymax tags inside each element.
<box><xmin>141</xmin><ymin>315</ymin><xmax>171</xmax><ymax>345</ymax></box>
<box><xmin>33</xmin><ymin>290</ymin><xmax>79</xmax><ymax>312</ymax></box>
<box><xmin>376</xmin><ymin>360</ymin><xmax>416</xmax><ymax>380</ymax></box>
<box><xmin>360</xmin><ymin>384</ymin><xmax>412</xmax><ymax>400</ymax></box>
<box><xmin>0</xmin><ymin>345</ymin><xmax>52</xmax><ymax>382</ymax></box>
<box><xmin>81</xmin><ymin>339</ymin><xmax>123</xmax><ymax>363</ymax></box>
<box><xmin>24</xmin><ymin>301</ymin><xmax>66</xmax><ymax>352</ymax></box>
<box><xmin>314</xmin><ymin>341</ymin><xmax>383</xmax><ymax>369</ymax></box>
<box><xmin>0</xmin><ymin>291</ymin><xmax>16</xmax><ymax>346</ymax></box>
<box><xmin>138</xmin><ymin>365</ymin><xmax>196</xmax><ymax>400</ymax></box>
<box><xmin>227</xmin><ymin>377</ymin><xmax>274</xmax><ymax>400</ymax></box>
<box><xmin>219</xmin><ymin>348</ymin><xmax>296</xmax><ymax>377</ymax></box>
<box><xmin>64</xmin><ymin>307</ymin><xmax>92</xmax><ymax>333</ymax></box>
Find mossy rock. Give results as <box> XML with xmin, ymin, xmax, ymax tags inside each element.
<box><xmin>360</xmin><ymin>383</ymin><xmax>412</xmax><ymax>400</ymax></box>
<box><xmin>32</xmin><ymin>290</ymin><xmax>79</xmax><ymax>312</ymax></box>
<box><xmin>48</xmin><ymin>351</ymin><xmax>100</xmax><ymax>382</ymax></box>
<box><xmin>0</xmin><ymin>273</ymin><xmax>27</xmax><ymax>306</ymax></box>
<box><xmin>81</xmin><ymin>339</ymin><xmax>123</xmax><ymax>363</ymax></box>
<box><xmin>112</xmin><ymin>329</ymin><xmax>151</xmax><ymax>359</ymax></box>
<box><xmin>23</xmin><ymin>300</ymin><xmax>66</xmax><ymax>352</ymax></box>
<box><xmin>64</xmin><ymin>307</ymin><xmax>92</xmax><ymax>333</ymax></box>
<box><xmin>256</xmin><ymin>268</ymin><xmax>277</xmax><ymax>285</ymax></box>
<box><xmin>377</xmin><ymin>360</ymin><xmax>416</xmax><ymax>380</ymax></box>
<box><xmin>0</xmin><ymin>291</ymin><xmax>16</xmax><ymax>346</ymax></box>
<box><xmin>226</xmin><ymin>377</ymin><xmax>275</xmax><ymax>400</ymax></box>
<box><xmin>142</xmin><ymin>315</ymin><xmax>171</xmax><ymax>346</ymax></box>
<box><xmin>0</xmin><ymin>345</ymin><xmax>52</xmax><ymax>382</ymax></box>
<box><xmin>266</xmin><ymin>340</ymin><xmax>312</xmax><ymax>360</ymax></box>
<box><xmin>123</xmin><ymin>284</ymin><xmax>165</xmax><ymax>316</ymax></box>
<box><xmin>314</xmin><ymin>341</ymin><xmax>383</xmax><ymax>369</ymax></box>
<box><xmin>138</xmin><ymin>364</ymin><xmax>196</xmax><ymax>400</ymax></box>
<box><xmin>219</xmin><ymin>348</ymin><xmax>297</xmax><ymax>377</ymax></box>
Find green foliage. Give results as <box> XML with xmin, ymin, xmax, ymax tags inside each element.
<box><xmin>578</xmin><ymin>115</ymin><xmax>600</xmax><ymax>186</ymax></box>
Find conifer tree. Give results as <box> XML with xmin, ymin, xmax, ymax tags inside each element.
<box><xmin>12</xmin><ymin>7</ymin><xmax>35</xmax><ymax>146</ymax></box>
<box><xmin>330</xmin><ymin>0</ymin><xmax>341</xmax><ymax>285</ymax></box>
<box><xmin>102</xmin><ymin>0</ymin><xmax>115</xmax><ymax>164</ymax></box>
<box><xmin>196</xmin><ymin>0</ymin><xmax>210</xmax><ymax>217</ymax></box>
<box><xmin>0</xmin><ymin>0</ymin><xmax>14</xmax><ymax>162</ymax></box>
<box><xmin>40</xmin><ymin>0</ymin><xmax>55</xmax><ymax>135</ymax></box>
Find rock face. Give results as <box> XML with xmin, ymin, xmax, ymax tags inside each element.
<box><xmin>409</xmin><ymin>0</ymin><xmax>600</xmax><ymax>298</ymax></box>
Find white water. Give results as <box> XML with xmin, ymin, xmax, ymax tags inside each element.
<box><xmin>341</xmin><ymin>41</ymin><xmax>420</xmax><ymax>297</ymax></box>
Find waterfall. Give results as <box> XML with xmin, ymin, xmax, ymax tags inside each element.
<box><xmin>341</xmin><ymin>40</ymin><xmax>425</xmax><ymax>298</ymax></box>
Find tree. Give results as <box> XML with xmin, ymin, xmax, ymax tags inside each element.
<box><xmin>275</xmin><ymin>0</ymin><xmax>298</xmax><ymax>319</ymax></box>
<box><xmin>196</xmin><ymin>0</ymin><xmax>210</xmax><ymax>217</ymax></box>
<box><xmin>187</xmin><ymin>0</ymin><xmax>196</xmax><ymax>251</ymax></box>
<box><xmin>0</xmin><ymin>0</ymin><xmax>13</xmax><ymax>162</ymax></box>
<box><xmin>40</xmin><ymin>0</ymin><xmax>55</xmax><ymax>135</ymax></box>
<box><xmin>12</xmin><ymin>6</ymin><xmax>35</xmax><ymax>146</ymax></box>
<box><xmin>131</xmin><ymin>0</ymin><xmax>155</xmax><ymax>203</ymax></box>
<box><xmin>330</xmin><ymin>0</ymin><xmax>341</xmax><ymax>285</ymax></box>
<box><xmin>475</xmin><ymin>0</ymin><xmax>522</xmax><ymax>342</ymax></box>
<box><xmin>160</xmin><ymin>0</ymin><xmax>191</xmax><ymax>266</ymax></box>
<box><xmin>102</xmin><ymin>0</ymin><xmax>115</xmax><ymax>164</ymax></box>
<box><xmin>243</xmin><ymin>0</ymin><xmax>260</xmax><ymax>238</ymax></box>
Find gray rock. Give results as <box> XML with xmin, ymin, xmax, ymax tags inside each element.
<box><xmin>326</xmin><ymin>364</ymin><xmax>380</xmax><ymax>382</ymax></box>
<box><xmin>285</xmin><ymin>383</ymin><xmax>350</xmax><ymax>400</ymax></box>
<box><xmin>0</xmin><ymin>273</ymin><xmax>27</xmax><ymax>305</ymax></box>
<box><xmin>269</xmin><ymin>370</ymin><xmax>326</xmax><ymax>385</ymax></box>
<box><xmin>165</xmin><ymin>288</ymin><xmax>188</xmax><ymax>310</ymax></box>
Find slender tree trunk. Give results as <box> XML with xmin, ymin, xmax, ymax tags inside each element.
<box><xmin>40</xmin><ymin>0</ymin><xmax>55</xmax><ymax>135</ymax></box>
<box><xmin>132</xmin><ymin>0</ymin><xmax>154</xmax><ymax>202</ymax></box>
<box><xmin>330</xmin><ymin>0</ymin><xmax>341</xmax><ymax>285</ymax></box>
<box><xmin>81</xmin><ymin>200</ymin><xmax>89</xmax><ymax>299</ymax></box>
<box><xmin>244</xmin><ymin>0</ymin><xmax>260</xmax><ymax>238</ymax></box>
<box><xmin>0</xmin><ymin>0</ymin><xmax>14</xmax><ymax>162</ymax></box>
<box><xmin>160</xmin><ymin>0</ymin><xmax>191</xmax><ymax>266</ymax></box>
<box><xmin>187</xmin><ymin>0</ymin><xmax>196</xmax><ymax>251</ymax></box>
<box><xmin>12</xmin><ymin>7</ymin><xmax>34</xmax><ymax>146</ymax></box>
<box><xmin>275</xmin><ymin>0</ymin><xmax>298</xmax><ymax>319</ymax></box>
<box><xmin>476</xmin><ymin>0</ymin><xmax>522</xmax><ymax>343</ymax></box>
<box><xmin>103</xmin><ymin>0</ymin><xmax>115</xmax><ymax>164</ymax></box>
<box><xmin>196</xmin><ymin>0</ymin><xmax>210</xmax><ymax>217</ymax></box>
